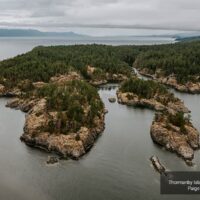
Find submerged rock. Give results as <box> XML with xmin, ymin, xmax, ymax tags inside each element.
<box><xmin>108</xmin><ymin>97</ymin><xmax>116</xmax><ymax>103</ymax></box>
<box><xmin>46</xmin><ymin>156</ymin><xmax>59</xmax><ymax>164</ymax></box>
<box><xmin>185</xmin><ymin>160</ymin><xmax>194</xmax><ymax>167</ymax></box>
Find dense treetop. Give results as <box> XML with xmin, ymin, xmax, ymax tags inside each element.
<box><xmin>119</xmin><ymin>78</ymin><xmax>168</xmax><ymax>99</ymax></box>
<box><xmin>119</xmin><ymin>77</ymin><xmax>180</xmax><ymax>106</ymax></box>
<box><xmin>36</xmin><ymin>80</ymin><xmax>104</xmax><ymax>134</ymax></box>
<box><xmin>0</xmin><ymin>45</ymin><xmax>132</xmax><ymax>87</ymax></box>
<box><xmin>134</xmin><ymin>41</ymin><xmax>200</xmax><ymax>83</ymax></box>
<box><xmin>0</xmin><ymin>41</ymin><xmax>200</xmax><ymax>86</ymax></box>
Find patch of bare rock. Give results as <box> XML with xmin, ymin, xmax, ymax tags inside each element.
<box><xmin>87</xmin><ymin>65</ymin><xmax>128</xmax><ymax>86</ymax></box>
<box><xmin>19</xmin><ymin>98</ymin><xmax>105</xmax><ymax>159</ymax></box>
<box><xmin>151</xmin><ymin>112</ymin><xmax>199</xmax><ymax>162</ymax></box>
<box><xmin>117</xmin><ymin>79</ymin><xmax>200</xmax><ymax>164</ymax></box>
<box><xmin>5</xmin><ymin>71</ymin><xmax>106</xmax><ymax>160</ymax></box>
<box><xmin>117</xmin><ymin>91</ymin><xmax>189</xmax><ymax>113</ymax></box>
<box><xmin>137</xmin><ymin>68</ymin><xmax>200</xmax><ymax>94</ymax></box>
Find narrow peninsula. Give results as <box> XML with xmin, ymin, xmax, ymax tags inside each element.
<box><xmin>117</xmin><ymin>78</ymin><xmax>199</xmax><ymax>163</ymax></box>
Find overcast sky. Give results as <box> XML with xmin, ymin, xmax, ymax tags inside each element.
<box><xmin>0</xmin><ymin>0</ymin><xmax>200</xmax><ymax>36</ymax></box>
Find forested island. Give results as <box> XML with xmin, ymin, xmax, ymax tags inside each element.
<box><xmin>117</xmin><ymin>78</ymin><xmax>199</xmax><ymax>163</ymax></box>
<box><xmin>0</xmin><ymin>45</ymin><xmax>132</xmax><ymax>159</ymax></box>
<box><xmin>134</xmin><ymin>41</ymin><xmax>200</xmax><ymax>93</ymax></box>
<box><xmin>0</xmin><ymin>41</ymin><xmax>200</xmax><ymax>161</ymax></box>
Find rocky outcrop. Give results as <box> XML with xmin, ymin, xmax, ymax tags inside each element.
<box><xmin>6</xmin><ymin>98</ymin><xmax>38</xmax><ymax>112</ymax></box>
<box><xmin>33</xmin><ymin>82</ymin><xmax>47</xmax><ymax>89</ymax></box>
<box><xmin>150</xmin><ymin>112</ymin><xmax>199</xmax><ymax>162</ymax></box>
<box><xmin>158</xmin><ymin>76</ymin><xmax>200</xmax><ymax>94</ymax></box>
<box><xmin>87</xmin><ymin>65</ymin><xmax>128</xmax><ymax>86</ymax></box>
<box><xmin>87</xmin><ymin>65</ymin><xmax>96</xmax><ymax>75</ymax></box>
<box><xmin>0</xmin><ymin>85</ymin><xmax>21</xmax><ymax>97</ymax></box>
<box><xmin>150</xmin><ymin>156</ymin><xmax>166</xmax><ymax>174</ymax></box>
<box><xmin>137</xmin><ymin>68</ymin><xmax>200</xmax><ymax>94</ymax></box>
<box><xmin>117</xmin><ymin>79</ymin><xmax>200</xmax><ymax>164</ymax></box>
<box><xmin>117</xmin><ymin>91</ymin><xmax>165</xmax><ymax>111</ymax></box>
<box><xmin>137</xmin><ymin>68</ymin><xmax>155</xmax><ymax>79</ymax></box>
<box><xmin>117</xmin><ymin>91</ymin><xmax>189</xmax><ymax>113</ymax></box>
<box><xmin>4</xmin><ymin>72</ymin><xmax>106</xmax><ymax>160</ymax></box>
<box><xmin>0</xmin><ymin>84</ymin><xmax>5</xmax><ymax>96</ymax></box>
<box><xmin>46</xmin><ymin>156</ymin><xmax>59</xmax><ymax>164</ymax></box>
<box><xmin>106</xmin><ymin>73</ymin><xmax>128</xmax><ymax>83</ymax></box>
<box><xmin>50</xmin><ymin>71</ymin><xmax>81</xmax><ymax>85</ymax></box>
<box><xmin>90</xmin><ymin>80</ymin><xmax>108</xmax><ymax>86</ymax></box>
<box><xmin>108</xmin><ymin>97</ymin><xmax>116</xmax><ymax>103</ymax></box>
<box><xmin>20</xmin><ymin>99</ymin><xmax>105</xmax><ymax>159</ymax></box>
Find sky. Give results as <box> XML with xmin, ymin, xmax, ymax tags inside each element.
<box><xmin>0</xmin><ymin>0</ymin><xmax>200</xmax><ymax>36</ymax></box>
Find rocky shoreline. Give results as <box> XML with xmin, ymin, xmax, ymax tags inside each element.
<box><xmin>158</xmin><ymin>76</ymin><xmax>200</xmax><ymax>94</ymax></box>
<box><xmin>151</xmin><ymin>112</ymin><xmax>199</xmax><ymax>162</ymax></box>
<box><xmin>138</xmin><ymin>69</ymin><xmax>200</xmax><ymax>94</ymax></box>
<box><xmin>3</xmin><ymin>72</ymin><xmax>107</xmax><ymax>160</ymax></box>
<box><xmin>137</xmin><ymin>68</ymin><xmax>200</xmax><ymax>94</ymax></box>
<box><xmin>117</xmin><ymin>79</ymin><xmax>200</xmax><ymax>164</ymax></box>
<box><xmin>0</xmin><ymin>67</ymin><xmax>129</xmax><ymax>160</ymax></box>
<box><xmin>1</xmin><ymin>66</ymin><xmax>200</xmax><ymax>163</ymax></box>
<box><xmin>0</xmin><ymin>84</ymin><xmax>21</xmax><ymax>98</ymax></box>
<box><xmin>7</xmin><ymin>96</ymin><xmax>106</xmax><ymax>160</ymax></box>
<box><xmin>117</xmin><ymin>91</ymin><xmax>189</xmax><ymax>113</ymax></box>
<box><xmin>87</xmin><ymin>65</ymin><xmax>128</xmax><ymax>86</ymax></box>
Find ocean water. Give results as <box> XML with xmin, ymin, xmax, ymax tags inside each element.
<box><xmin>0</xmin><ymin>36</ymin><xmax>175</xmax><ymax>60</ymax></box>
<box><xmin>0</xmin><ymin>38</ymin><xmax>199</xmax><ymax>200</ymax></box>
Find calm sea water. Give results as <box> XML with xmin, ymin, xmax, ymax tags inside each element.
<box><xmin>0</xmin><ymin>37</ymin><xmax>175</xmax><ymax>61</ymax></box>
<box><xmin>0</xmin><ymin>38</ymin><xmax>199</xmax><ymax>200</ymax></box>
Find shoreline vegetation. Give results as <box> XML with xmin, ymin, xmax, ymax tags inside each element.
<box><xmin>0</xmin><ymin>42</ymin><xmax>199</xmax><ymax>161</ymax></box>
<box><xmin>133</xmin><ymin>41</ymin><xmax>200</xmax><ymax>93</ymax></box>
<box><xmin>117</xmin><ymin>78</ymin><xmax>199</xmax><ymax>164</ymax></box>
<box><xmin>6</xmin><ymin>74</ymin><xmax>106</xmax><ymax>159</ymax></box>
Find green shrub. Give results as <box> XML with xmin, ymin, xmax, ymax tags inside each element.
<box><xmin>120</xmin><ymin>78</ymin><xmax>168</xmax><ymax>99</ymax></box>
<box><xmin>37</xmin><ymin>80</ymin><xmax>104</xmax><ymax>134</ymax></box>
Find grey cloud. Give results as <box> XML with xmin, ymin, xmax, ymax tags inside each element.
<box><xmin>0</xmin><ymin>0</ymin><xmax>199</xmax><ymax>33</ymax></box>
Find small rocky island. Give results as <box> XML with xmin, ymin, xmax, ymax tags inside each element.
<box><xmin>117</xmin><ymin>78</ymin><xmax>200</xmax><ymax>163</ymax></box>
<box><xmin>151</xmin><ymin>111</ymin><xmax>199</xmax><ymax>161</ymax></box>
<box><xmin>6</xmin><ymin>73</ymin><xmax>106</xmax><ymax>159</ymax></box>
<box><xmin>117</xmin><ymin>78</ymin><xmax>189</xmax><ymax>113</ymax></box>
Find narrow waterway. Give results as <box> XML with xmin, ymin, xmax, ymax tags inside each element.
<box><xmin>0</xmin><ymin>38</ymin><xmax>199</xmax><ymax>199</ymax></box>
<box><xmin>1</xmin><ymin>84</ymin><xmax>200</xmax><ymax>200</ymax></box>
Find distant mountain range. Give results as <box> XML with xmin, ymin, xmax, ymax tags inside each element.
<box><xmin>0</xmin><ymin>29</ymin><xmax>88</xmax><ymax>38</ymax></box>
<box><xmin>175</xmin><ymin>35</ymin><xmax>200</xmax><ymax>42</ymax></box>
<box><xmin>0</xmin><ymin>28</ymin><xmax>200</xmax><ymax>42</ymax></box>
